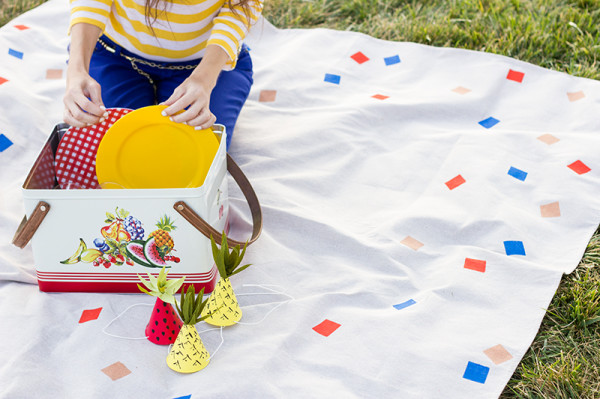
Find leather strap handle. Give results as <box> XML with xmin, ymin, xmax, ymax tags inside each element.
<box><xmin>12</xmin><ymin>201</ymin><xmax>51</xmax><ymax>248</ymax></box>
<box><xmin>174</xmin><ymin>154</ymin><xmax>262</xmax><ymax>247</ymax></box>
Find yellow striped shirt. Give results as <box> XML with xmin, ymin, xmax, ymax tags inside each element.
<box><xmin>69</xmin><ymin>0</ymin><xmax>263</xmax><ymax>69</ymax></box>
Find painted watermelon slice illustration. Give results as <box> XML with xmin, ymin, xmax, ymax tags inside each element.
<box><xmin>144</xmin><ymin>238</ymin><xmax>168</xmax><ymax>267</ymax></box>
<box><xmin>126</xmin><ymin>240</ymin><xmax>152</xmax><ymax>267</ymax></box>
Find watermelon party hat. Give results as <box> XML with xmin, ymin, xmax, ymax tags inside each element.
<box><xmin>201</xmin><ymin>232</ymin><xmax>251</xmax><ymax>327</ymax></box>
<box><xmin>138</xmin><ymin>266</ymin><xmax>185</xmax><ymax>345</ymax></box>
<box><xmin>167</xmin><ymin>285</ymin><xmax>212</xmax><ymax>373</ymax></box>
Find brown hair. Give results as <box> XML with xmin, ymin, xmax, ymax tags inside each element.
<box><xmin>145</xmin><ymin>0</ymin><xmax>255</xmax><ymax>34</ymax></box>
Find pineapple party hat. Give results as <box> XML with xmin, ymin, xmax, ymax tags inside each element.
<box><xmin>138</xmin><ymin>266</ymin><xmax>185</xmax><ymax>345</ymax></box>
<box><xmin>201</xmin><ymin>232</ymin><xmax>251</xmax><ymax>327</ymax></box>
<box><xmin>167</xmin><ymin>285</ymin><xmax>213</xmax><ymax>373</ymax></box>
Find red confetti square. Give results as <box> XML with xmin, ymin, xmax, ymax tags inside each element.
<box><xmin>350</xmin><ymin>51</ymin><xmax>369</xmax><ymax>64</ymax></box>
<box><xmin>14</xmin><ymin>24</ymin><xmax>30</xmax><ymax>30</ymax></box>
<box><xmin>506</xmin><ymin>69</ymin><xmax>525</xmax><ymax>83</ymax></box>
<box><xmin>79</xmin><ymin>307</ymin><xmax>102</xmax><ymax>323</ymax></box>
<box><xmin>372</xmin><ymin>94</ymin><xmax>389</xmax><ymax>100</ymax></box>
<box><xmin>313</xmin><ymin>319</ymin><xmax>341</xmax><ymax>337</ymax></box>
<box><xmin>568</xmin><ymin>160</ymin><xmax>591</xmax><ymax>175</ymax></box>
<box><xmin>464</xmin><ymin>258</ymin><xmax>486</xmax><ymax>273</ymax></box>
<box><xmin>0</xmin><ymin>77</ymin><xmax>7</xmax><ymax>85</ymax></box>
<box><xmin>445</xmin><ymin>174</ymin><xmax>466</xmax><ymax>190</ymax></box>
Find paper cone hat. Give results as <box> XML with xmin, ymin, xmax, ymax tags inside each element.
<box><xmin>146</xmin><ymin>298</ymin><xmax>183</xmax><ymax>345</ymax></box>
<box><xmin>201</xmin><ymin>277</ymin><xmax>242</xmax><ymax>327</ymax></box>
<box><xmin>166</xmin><ymin>325</ymin><xmax>210</xmax><ymax>373</ymax></box>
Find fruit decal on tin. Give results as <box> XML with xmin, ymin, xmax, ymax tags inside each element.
<box><xmin>60</xmin><ymin>208</ymin><xmax>181</xmax><ymax>269</ymax></box>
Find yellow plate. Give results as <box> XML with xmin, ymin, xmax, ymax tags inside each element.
<box><xmin>96</xmin><ymin>105</ymin><xmax>219</xmax><ymax>189</ymax></box>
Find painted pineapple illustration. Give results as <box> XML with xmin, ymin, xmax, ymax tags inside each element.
<box><xmin>201</xmin><ymin>232</ymin><xmax>251</xmax><ymax>327</ymax></box>
<box><xmin>148</xmin><ymin>215</ymin><xmax>176</xmax><ymax>259</ymax></box>
<box><xmin>138</xmin><ymin>266</ymin><xmax>185</xmax><ymax>345</ymax></box>
<box><xmin>167</xmin><ymin>285</ymin><xmax>214</xmax><ymax>373</ymax></box>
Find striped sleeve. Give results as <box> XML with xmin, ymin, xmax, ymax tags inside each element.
<box><xmin>69</xmin><ymin>0</ymin><xmax>114</xmax><ymax>33</ymax></box>
<box><xmin>207</xmin><ymin>0</ymin><xmax>263</xmax><ymax>66</ymax></box>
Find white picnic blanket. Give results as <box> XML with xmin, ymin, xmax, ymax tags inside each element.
<box><xmin>1</xmin><ymin>1</ymin><xmax>599</xmax><ymax>398</ymax></box>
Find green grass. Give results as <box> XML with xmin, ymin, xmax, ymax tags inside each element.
<box><xmin>2</xmin><ymin>0</ymin><xmax>600</xmax><ymax>397</ymax></box>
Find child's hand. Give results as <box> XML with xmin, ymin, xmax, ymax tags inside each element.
<box><xmin>63</xmin><ymin>70</ymin><xmax>106</xmax><ymax>127</ymax></box>
<box><xmin>160</xmin><ymin>74</ymin><xmax>217</xmax><ymax>130</ymax></box>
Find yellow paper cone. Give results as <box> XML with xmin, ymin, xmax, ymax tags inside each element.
<box><xmin>166</xmin><ymin>325</ymin><xmax>210</xmax><ymax>373</ymax></box>
<box><xmin>201</xmin><ymin>277</ymin><xmax>242</xmax><ymax>327</ymax></box>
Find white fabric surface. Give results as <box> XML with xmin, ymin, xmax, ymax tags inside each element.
<box><xmin>1</xmin><ymin>1</ymin><xmax>600</xmax><ymax>398</ymax></box>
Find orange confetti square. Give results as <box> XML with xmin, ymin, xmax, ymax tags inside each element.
<box><xmin>464</xmin><ymin>258</ymin><xmax>486</xmax><ymax>273</ymax></box>
<box><xmin>45</xmin><ymin>69</ymin><xmax>63</xmax><ymax>79</ymax></box>
<box><xmin>0</xmin><ymin>77</ymin><xmax>8</xmax><ymax>85</ymax></box>
<box><xmin>14</xmin><ymin>24</ymin><xmax>29</xmax><ymax>30</ymax></box>
<box><xmin>400</xmin><ymin>236</ymin><xmax>423</xmax><ymax>251</ymax></box>
<box><xmin>567</xmin><ymin>91</ymin><xmax>585</xmax><ymax>102</ymax></box>
<box><xmin>445</xmin><ymin>174</ymin><xmax>466</xmax><ymax>190</ymax></box>
<box><xmin>537</xmin><ymin>134</ymin><xmax>559</xmax><ymax>145</ymax></box>
<box><xmin>568</xmin><ymin>160</ymin><xmax>591</xmax><ymax>175</ymax></box>
<box><xmin>313</xmin><ymin>319</ymin><xmax>341</xmax><ymax>337</ymax></box>
<box><xmin>372</xmin><ymin>94</ymin><xmax>389</xmax><ymax>100</ymax></box>
<box><xmin>540</xmin><ymin>201</ymin><xmax>561</xmax><ymax>218</ymax></box>
<box><xmin>79</xmin><ymin>307</ymin><xmax>102</xmax><ymax>323</ymax></box>
<box><xmin>258</xmin><ymin>89</ymin><xmax>276</xmax><ymax>102</ymax></box>
<box><xmin>451</xmin><ymin>86</ymin><xmax>471</xmax><ymax>95</ymax></box>
<box><xmin>506</xmin><ymin>69</ymin><xmax>525</xmax><ymax>83</ymax></box>
<box><xmin>350</xmin><ymin>51</ymin><xmax>369</xmax><ymax>64</ymax></box>
<box><xmin>101</xmin><ymin>361</ymin><xmax>132</xmax><ymax>381</ymax></box>
<box><xmin>483</xmin><ymin>344</ymin><xmax>513</xmax><ymax>365</ymax></box>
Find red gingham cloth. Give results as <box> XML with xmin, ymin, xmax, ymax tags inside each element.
<box><xmin>54</xmin><ymin>108</ymin><xmax>131</xmax><ymax>189</ymax></box>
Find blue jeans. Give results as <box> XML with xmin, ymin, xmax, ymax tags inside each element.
<box><xmin>88</xmin><ymin>35</ymin><xmax>253</xmax><ymax>149</ymax></box>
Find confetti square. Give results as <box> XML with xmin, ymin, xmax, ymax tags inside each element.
<box><xmin>540</xmin><ymin>201</ymin><xmax>561</xmax><ymax>218</ymax></box>
<box><xmin>506</xmin><ymin>69</ymin><xmax>525</xmax><ymax>83</ymax></box>
<box><xmin>8</xmin><ymin>48</ymin><xmax>24</xmax><ymax>59</ymax></box>
<box><xmin>445</xmin><ymin>174</ymin><xmax>466</xmax><ymax>190</ymax></box>
<box><xmin>313</xmin><ymin>319</ymin><xmax>341</xmax><ymax>337</ymax></box>
<box><xmin>484</xmin><ymin>344</ymin><xmax>513</xmax><ymax>365</ymax></box>
<box><xmin>507</xmin><ymin>166</ymin><xmax>527</xmax><ymax>181</ymax></box>
<box><xmin>393</xmin><ymin>299</ymin><xmax>416</xmax><ymax>310</ymax></box>
<box><xmin>350</xmin><ymin>51</ymin><xmax>369</xmax><ymax>64</ymax></box>
<box><xmin>464</xmin><ymin>258</ymin><xmax>486</xmax><ymax>273</ymax></box>
<box><xmin>504</xmin><ymin>241</ymin><xmax>526</xmax><ymax>256</ymax></box>
<box><xmin>258</xmin><ymin>89</ymin><xmax>277</xmax><ymax>102</ymax></box>
<box><xmin>14</xmin><ymin>24</ymin><xmax>29</xmax><ymax>30</ymax></box>
<box><xmin>173</xmin><ymin>396</ymin><xmax>192</xmax><ymax>399</ymax></box>
<box><xmin>537</xmin><ymin>134</ymin><xmax>559</xmax><ymax>145</ymax></box>
<box><xmin>463</xmin><ymin>361</ymin><xmax>489</xmax><ymax>384</ymax></box>
<box><xmin>400</xmin><ymin>236</ymin><xmax>424</xmax><ymax>251</ymax></box>
<box><xmin>452</xmin><ymin>86</ymin><xmax>471</xmax><ymax>95</ymax></box>
<box><xmin>372</xmin><ymin>94</ymin><xmax>389</xmax><ymax>100</ymax></box>
<box><xmin>568</xmin><ymin>160</ymin><xmax>591</xmax><ymax>175</ymax></box>
<box><xmin>567</xmin><ymin>91</ymin><xmax>585</xmax><ymax>102</ymax></box>
<box><xmin>0</xmin><ymin>77</ymin><xmax>8</xmax><ymax>85</ymax></box>
<box><xmin>384</xmin><ymin>55</ymin><xmax>401</xmax><ymax>65</ymax></box>
<box><xmin>0</xmin><ymin>134</ymin><xmax>13</xmax><ymax>152</ymax></box>
<box><xmin>478</xmin><ymin>117</ymin><xmax>500</xmax><ymax>129</ymax></box>
<box><xmin>45</xmin><ymin>69</ymin><xmax>63</xmax><ymax>79</ymax></box>
<box><xmin>101</xmin><ymin>361</ymin><xmax>131</xmax><ymax>381</ymax></box>
<box><xmin>324</xmin><ymin>73</ymin><xmax>341</xmax><ymax>85</ymax></box>
<box><xmin>79</xmin><ymin>307</ymin><xmax>102</xmax><ymax>323</ymax></box>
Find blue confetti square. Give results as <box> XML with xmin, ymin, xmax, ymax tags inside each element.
<box><xmin>0</xmin><ymin>134</ymin><xmax>13</xmax><ymax>152</ymax></box>
<box><xmin>478</xmin><ymin>117</ymin><xmax>500</xmax><ymax>129</ymax></box>
<box><xmin>508</xmin><ymin>166</ymin><xmax>528</xmax><ymax>181</ymax></box>
<box><xmin>384</xmin><ymin>55</ymin><xmax>401</xmax><ymax>65</ymax></box>
<box><xmin>173</xmin><ymin>396</ymin><xmax>192</xmax><ymax>399</ymax></box>
<box><xmin>463</xmin><ymin>361</ymin><xmax>489</xmax><ymax>384</ymax></box>
<box><xmin>8</xmin><ymin>48</ymin><xmax>24</xmax><ymax>59</ymax></box>
<box><xmin>324</xmin><ymin>73</ymin><xmax>341</xmax><ymax>85</ymax></box>
<box><xmin>393</xmin><ymin>299</ymin><xmax>416</xmax><ymax>310</ymax></box>
<box><xmin>504</xmin><ymin>241</ymin><xmax>526</xmax><ymax>256</ymax></box>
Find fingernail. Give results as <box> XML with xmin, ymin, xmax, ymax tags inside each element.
<box><xmin>195</xmin><ymin>125</ymin><xmax>203</xmax><ymax>130</ymax></box>
<box><xmin>169</xmin><ymin>116</ymin><xmax>173</xmax><ymax>122</ymax></box>
<box><xmin>99</xmin><ymin>117</ymin><xmax>106</xmax><ymax>123</ymax></box>
<box><xmin>162</xmin><ymin>111</ymin><xmax>167</xmax><ymax>117</ymax></box>
<box><xmin>100</xmin><ymin>105</ymin><xmax>106</xmax><ymax>110</ymax></box>
<box><xmin>183</xmin><ymin>121</ymin><xmax>187</xmax><ymax>125</ymax></box>
<box><xmin>102</xmin><ymin>112</ymin><xmax>108</xmax><ymax>118</ymax></box>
